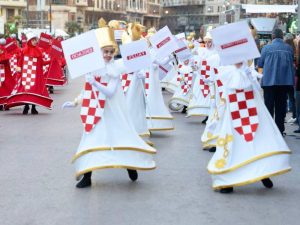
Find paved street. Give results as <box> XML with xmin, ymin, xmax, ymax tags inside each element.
<box><xmin>0</xmin><ymin>78</ymin><xmax>300</xmax><ymax>225</ymax></box>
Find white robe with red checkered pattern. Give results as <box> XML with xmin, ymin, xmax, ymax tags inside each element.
<box><xmin>144</xmin><ymin>49</ymin><xmax>174</xmax><ymax>131</ymax></box>
<box><xmin>124</xmin><ymin>72</ymin><xmax>150</xmax><ymax>137</ymax></box>
<box><xmin>72</xmin><ymin>68</ymin><xmax>156</xmax><ymax>179</ymax></box>
<box><xmin>207</xmin><ymin>65</ymin><xmax>291</xmax><ymax>189</ymax></box>
<box><xmin>168</xmin><ymin>61</ymin><xmax>194</xmax><ymax>111</ymax></box>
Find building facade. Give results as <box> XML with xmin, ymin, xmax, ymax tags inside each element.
<box><xmin>18</xmin><ymin>0</ymin><xmax>161</xmax><ymax>32</ymax></box>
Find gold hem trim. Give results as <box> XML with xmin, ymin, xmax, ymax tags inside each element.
<box><xmin>169</xmin><ymin>97</ymin><xmax>190</xmax><ymax>104</ymax></box>
<box><xmin>139</xmin><ymin>132</ymin><xmax>150</xmax><ymax>137</ymax></box>
<box><xmin>202</xmin><ymin>135</ymin><xmax>219</xmax><ymax>144</ymax></box>
<box><xmin>146</xmin><ymin>141</ymin><xmax>154</xmax><ymax>147</ymax></box>
<box><xmin>213</xmin><ymin>168</ymin><xmax>292</xmax><ymax>190</ymax></box>
<box><xmin>187</xmin><ymin>114</ymin><xmax>209</xmax><ymax>117</ymax></box>
<box><xmin>148</xmin><ymin>127</ymin><xmax>175</xmax><ymax>131</ymax></box>
<box><xmin>146</xmin><ymin>116</ymin><xmax>174</xmax><ymax>120</ymax></box>
<box><xmin>208</xmin><ymin>151</ymin><xmax>291</xmax><ymax>175</ymax></box>
<box><xmin>202</xmin><ymin>144</ymin><xmax>216</xmax><ymax>149</ymax></box>
<box><xmin>187</xmin><ymin>106</ymin><xmax>210</xmax><ymax>110</ymax></box>
<box><xmin>76</xmin><ymin>165</ymin><xmax>156</xmax><ymax>179</ymax></box>
<box><xmin>72</xmin><ymin>147</ymin><xmax>156</xmax><ymax>163</ymax></box>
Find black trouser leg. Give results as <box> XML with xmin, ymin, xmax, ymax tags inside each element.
<box><xmin>263</xmin><ymin>86</ymin><xmax>275</xmax><ymax>118</ymax></box>
<box><xmin>274</xmin><ymin>86</ymin><xmax>288</xmax><ymax>134</ymax></box>
<box><xmin>287</xmin><ymin>86</ymin><xmax>296</xmax><ymax>118</ymax></box>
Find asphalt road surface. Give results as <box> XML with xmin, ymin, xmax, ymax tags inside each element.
<box><xmin>1</xmin><ymin>78</ymin><xmax>299</xmax><ymax>225</ymax></box>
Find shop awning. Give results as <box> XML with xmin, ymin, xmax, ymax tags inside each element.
<box><xmin>242</xmin><ymin>4</ymin><xmax>297</xmax><ymax>13</ymax></box>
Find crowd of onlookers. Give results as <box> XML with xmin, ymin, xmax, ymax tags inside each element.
<box><xmin>257</xmin><ymin>28</ymin><xmax>300</xmax><ymax>136</ymax></box>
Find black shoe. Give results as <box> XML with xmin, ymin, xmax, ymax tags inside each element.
<box><xmin>202</xmin><ymin>116</ymin><xmax>208</xmax><ymax>124</ymax></box>
<box><xmin>261</xmin><ymin>178</ymin><xmax>273</xmax><ymax>188</ymax></box>
<box><xmin>294</xmin><ymin>129</ymin><xmax>300</xmax><ymax>133</ymax></box>
<box><xmin>0</xmin><ymin>105</ymin><xmax>3</xmax><ymax>111</ymax></box>
<box><xmin>127</xmin><ymin>169</ymin><xmax>138</xmax><ymax>181</ymax></box>
<box><xmin>209</xmin><ymin>147</ymin><xmax>216</xmax><ymax>152</ymax></box>
<box><xmin>76</xmin><ymin>172</ymin><xmax>92</xmax><ymax>188</ymax></box>
<box><xmin>31</xmin><ymin>105</ymin><xmax>38</xmax><ymax>115</ymax></box>
<box><xmin>181</xmin><ymin>106</ymin><xmax>187</xmax><ymax>114</ymax></box>
<box><xmin>220</xmin><ymin>187</ymin><xmax>233</xmax><ymax>193</ymax></box>
<box><xmin>22</xmin><ymin>104</ymin><xmax>30</xmax><ymax>115</ymax></box>
<box><xmin>49</xmin><ymin>86</ymin><xmax>54</xmax><ymax>94</ymax></box>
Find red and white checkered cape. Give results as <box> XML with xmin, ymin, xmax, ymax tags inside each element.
<box><xmin>144</xmin><ymin>72</ymin><xmax>150</xmax><ymax>96</ymax></box>
<box><xmin>9</xmin><ymin>54</ymin><xmax>18</xmax><ymax>76</ymax></box>
<box><xmin>121</xmin><ymin>73</ymin><xmax>132</xmax><ymax>93</ymax></box>
<box><xmin>21</xmin><ymin>56</ymin><xmax>38</xmax><ymax>90</ymax></box>
<box><xmin>42</xmin><ymin>51</ymin><xmax>51</xmax><ymax>75</ymax></box>
<box><xmin>0</xmin><ymin>64</ymin><xmax>5</xmax><ymax>86</ymax></box>
<box><xmin>228</xmin><ymin>88</ymin><xmax>259</xmax><ymax>142</ymax></box>
<box><xmin>80</xmin><ymin>77</ymin><xmax>107</xmax><ymax>133</ymax></box>
<box><xmin>199</xmin><ymin>60</ymin><xmax>214</xmax><ymax>97</ymax></box>
<box><xmin>177</xmin><ymin>64</ymin><xmax>193</xmax><ymax>95</ymax></box>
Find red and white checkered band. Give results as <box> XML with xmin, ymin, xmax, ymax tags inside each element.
<box><xmin>199</xmin><ymin>60</ymin><xmax>214</xmax><ymax>97</ymax></box>
<box><xmin>11</xmin><ymin>77</ymin><xmax>21</xmax><ymax>95</ymax></box>
<box><xmin>42</xmin><ymin>52</ymin><xmax>51</xmax><ymax>74</ymax></box>
<box><xmin>0</xmin><ymin>64</ymin><xmax>5</xmax><ymax>87</ymax></box>
<box><xmin>121</xmin><ymin>73</ymin><xmax>132</xmax><ymax>93</ymax></box>
<box><xmin>144</xmin><ymin>72</ymin><xmax>150</xmax><ymax>96</ymax></box>
<box><xmin>21</xmin><ymin>56</ymin><xmax>38</xmax><ymax>90</ymax></box>
<box><xmin>177</xmin><ymin>72</ymin><xmax>192</xmax><ymax>95</ymax></box>
<box><xmin>80</xmin><ymin>77</ymin><xmax>107</xmax><ymax>133</ymax></box>
<box><xmin>9</xmin><ymin>54</ymin><xmax>18</xmax><ymax>76</ymax></box>
<box><xmin>228</xmin><ymin>89</ymin><xmax>259</xmax><ymax>142</ymax></box>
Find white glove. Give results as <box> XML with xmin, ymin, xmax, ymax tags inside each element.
<box><xmin>136</xmin><ymin>71</ymin><xmax>146</xmax><ymax>79</ymax></box>
<box><xmin>153</xmin><ymin>63</ymin><xmax>158</xmax><ymax>70</ymax></box>
<box><xmin>62</xmin><ymin>101</ymin><xmax>76</xmax><ymax>109</ymax></box>
<box><xmin>86</xmin><ymin>74</ymin><xmax>96</xmax><ymax>85</ymax></box>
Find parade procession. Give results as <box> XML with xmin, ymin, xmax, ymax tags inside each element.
<box><xmin>1</xmin><ymin>1</ymin><xmax>300</xmax><ymax>224</ymax></box>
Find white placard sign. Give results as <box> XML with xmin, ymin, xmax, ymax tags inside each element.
<box><xmin>174</xmin><ymin>39</ymin><xmax>191</xmax><ymax>61</ymax></box>
<box><xmin>149</xmin><ymin>26</ymin><xmax>178</xmax><ymax>61</ymax></box>
<box><xmin>158</xmin><ymin>63</ymin><xmax>173</xmax><ymax>80</ymax></box>
<box><xmin>114</xmin><ymin>29</ymin><xmax>124</xmax><ymax>40</ymax></box>
<box><xmin>210</xmin><ymin>21</ymin><xmax>260</xmax><ymax>66</ymax></box>
<box><xmin>120</xmin><ymin>39</ymin><xmax>151</xmax><ymax>73</ymax></box>
<box><xmin>62</xmin><ymin>29</ymin><xmax>105</xmax><ymax>79</ymax></box>
<box><xmin>175</xmin><ymin>33</ymin><xmax>186</xmax><ymax>41</ymax></box>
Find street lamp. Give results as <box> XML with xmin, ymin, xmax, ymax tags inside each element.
<box><xmin>49</xmin><ymin>0</ymin><xmax>52</xmax><ymax>32</ymax></box>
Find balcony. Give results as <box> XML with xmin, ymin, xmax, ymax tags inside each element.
<box><xmin>163</xmin><ymin>0</ymin><xmax>205</xmax><ymax>7</ymax></box>
<box><xmin>0</xmin><ymin>0</ymin><xmax>26</xmax><ymax>7</ymax></box>
<box><xmin>75</xmin><ymin>0</ymin><xmax>87</xmax><ymax>7</ymax></box>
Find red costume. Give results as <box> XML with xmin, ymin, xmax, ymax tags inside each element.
<box><xmin>0</xmin><ymin>46</ymin><xmax>15</xmax><ymax>106</ymax></box>
<box><xmin>46</xmin><ymin>39</ymin><xmax>66</xmax><ymax>86</ymax></box>
<box><xmin>6</xmin><ymin>37</ymin><xmax>53</xmax><ymax>110</ymax></box>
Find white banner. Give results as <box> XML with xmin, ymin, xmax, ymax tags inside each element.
<box><xmin>114</xmin><ymin>29</ymin><xmax>125</xmax><ymax>40</ymax></box>
<box><xmin>175</xmin><ymin>33</ymin><xmax>186</xmax><ymax>41</ymax></box>
<box><xmin>149</xmin><ymin>26</ymin><xmax>178</xmax><ymax>61</ymax></box>
<box><xmin>174</xmin><ymin>39</ymin><xmax>191</xmax><ymax>61</ymax></box>
<box><xmin>210</xmin><ymin>21</ymin><xmax>260</xmax><ymax>66</ymax></box>
<box><xmin>120</xmin><ymin>39</ymin><xmax>151</xmax><ymax>73</ymax></box>
<box><xmin>61</xmin><ymin>29</ymin><xmax>105</xmax><ymax>79</ymax></box>
<box><xmin>158</xmin><ymin>63</ymin><xmax>173</xmax><ymax>80</ymax></box>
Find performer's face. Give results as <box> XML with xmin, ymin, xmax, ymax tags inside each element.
<box><xmin>0</xmin><ymin>49</ymin><xmax>3</xmax><ymax>54</ymax></box>
<box><xmin>30</xmin><ymin>38</ymin><xmax>38</xmax><ymax>46</ymax></box>
<box><xmin>205</xmin><ymin>40</ymin><xmax>212</xmax><ymax>49</ymax></box>
<box><xmin>184</xmin><ymin>59</ymin><xmax>189</xmax><ymax>65</ymax></box>
<box><xmin>102</xmin><ymin>46</ymin><xmax>115</xmax><ymax>62</ymax></box>
<box><xmin>235</xmin><ymin>62</ymin><xmax>243</xmax><ymax>68</ymax></box>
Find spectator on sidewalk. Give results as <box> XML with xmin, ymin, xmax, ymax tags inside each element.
<box><xmin>258</xmin><ymin>28</ymin><xmax>295</xmax><ymax>135</ymax></box>
<box><xmin>284</xmin><ymin>33</ymin><xmax>297</xmax><ymax>123</ymax></box>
